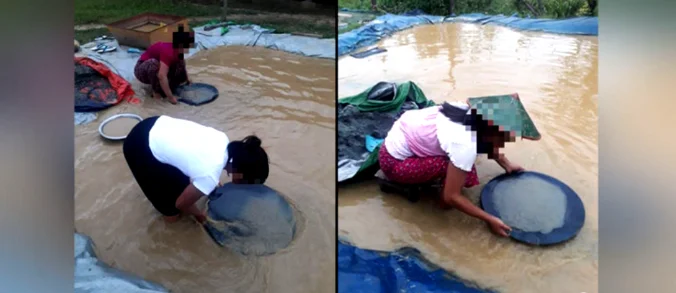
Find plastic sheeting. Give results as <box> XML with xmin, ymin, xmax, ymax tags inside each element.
<box><xmin>350</xmin><ymin>47</ymin><xmax>387</xmax><ymax>58</ymax></box>
<box><xmin>447</xmin><ymin>13</ymin><xmax>598</xmax><ymax>35</ymax></box>
<box><xmin>338</xmin><ymin>81</ymin><xmax>435</xmax><ymax>183</ymax></box>
<box><xmin>75</xmin><ymin>112</ymin><xmax>97</xmax><ymax>125</ymax></box>
<box><xmin>75</xmin><ymin>57</ymin><xmax>136</xmax><ymax>112</ymax></box>
<box><xmin>338</xmin><ymin>240</ymin><xmax>493</xmax><ymax>293</ymax></box>
<box><xmin>192</xmin><ymin>25</ymin><xmax>335</xmax><ymax>59</ymax></box>
<box><xmin>338</xmin><ymin>13</ymin><xmax>598</xmax><ymax>56</ymax></box>
<box><xmin>338</xmin><ymin>14</ymin><xmax>444</xmax><ymax>56</ymax></box>
<box><xmin>73</xmin><ymin>56</ymin><xmax>136</xmax><ymax>125</ymax></box>
<box><xmin>75</xmin><ymin>233</ymin><xmax>168</xmax><ymax>293</ymax></box>
<box><xmin>75</xmin><ymin>24</ymin><xmax>335</xmax><ymax>125</ymax></box>
<box><xmin>80</xmin><ymin>25</ymin><xmax>335</xmax><ymax>85</ymax></box>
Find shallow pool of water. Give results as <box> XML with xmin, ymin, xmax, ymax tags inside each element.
<box><xmin>75</xmin><ymin>46</ymin><xmax>336</xmax><ymax>293</ymax></box>
<box><xmin>339</xmin><ymin>23</ymin><xmax>598</xmax><ymax>293</ymax></box>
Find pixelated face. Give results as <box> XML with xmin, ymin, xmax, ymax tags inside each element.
<box><xmin>172</xmin><ymin>24</ymin><xmax>195</xmax><ymax>58</ymax></box>
<box><xmin>481</xmin><ymin>120</ymin><xmax>516</xmax><ymax>152</ymax></box>
<box><xmin>224</xmin><ymin>162</ymin><xmax>244</xmax><ymax>181</ymax></box>
<box><xmin>480</xmin><ymin>121</ymin><xmax>501</xmax><ymax>145</ymax></box>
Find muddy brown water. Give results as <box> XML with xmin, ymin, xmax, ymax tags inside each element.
<box><xmin>339</xmin><ymin>23</ymin><xmax>598</xmax><ymax>293</ymax></box>
<box><xmin>101</xmin><ymin>116</ymin><xmax>140</xmax><ymax>138</ymax></box>
<box><xmin>75</xmin><ymin>46</ymin><xmax>335</xmax><ymax>292</ymax></box>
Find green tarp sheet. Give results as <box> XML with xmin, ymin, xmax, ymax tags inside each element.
<box><xmin>338</xmin><ymin>81</ymin><xmax>435</xmax><ymax>182</ymax></box>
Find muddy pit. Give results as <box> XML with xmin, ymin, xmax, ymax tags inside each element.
<box><xmin>339</xmin><ymin>23</ymin><xmax>598</xmax><ymax>293</ymax></box>
<box><xmin>75</xmin><ymin>46</ymin><xmax>336</xmax><ymax>293</ymax></box>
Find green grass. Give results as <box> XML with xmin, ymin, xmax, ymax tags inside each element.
<box><xmin>263</xmin><ymin>21</ymin><xmax>335</xmax><ymax>38</ymax></box>
<box><xmin>339</xmin><ymin>0</ymin><xmax>596</xmax><ymax>18</ymax></box>
<box><xmin>193</xmin><ymin>18</ymin><xmax>335</xmax><ymax>38</ymax></box>
<box><xmin>75</xmin><ymin>28</ymin><xmax>110</xmax><ymax>44</ymax></box>
<box><xmin>75</xmin><ymin>0</ymin><xmax>335</xmax><ymax>25</ymax></box>
<box><xmin>75</xmin><ymin>0</ymin><xmax>335</xmax><ymax>42</ymax></box>
<box><xmin>338</xmin><ymin>0</ymin><xmax>373</xmax><ymax>11</ymax></box>
<box><xmin>75</xmin><ymin>16</ymin><xmax>335</xmax><ymax>45</ymax></box>
<box><xmin>75</xmin><ymin>0</ymin><xmax>222</xmax><ymax>25</ymax></box>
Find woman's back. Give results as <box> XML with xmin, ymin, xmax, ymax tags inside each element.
<box><xmin>139</xmin><ymin>42</ymin><xmax>177</xmax><ymax>66</ymax></box>
<box><xmin>384</xmin><ymin>102</ymin><xmax>477</xmax><ymax>172</ymax></box>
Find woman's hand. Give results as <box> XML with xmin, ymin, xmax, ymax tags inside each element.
<box><xmin>194</xmin><ymin>213</ymin><xmax>207</xmax><ymax>224</ymax></box>
<box><xmin>167</xmin><ymin>95</ymin><xmax>179</xmax><ymax>105</ymax></box>
<box><xmin>505</xmin><ymin>162</ymin><xmax>525</xmax><ymax>174</ymax></box>
<box><xmin>486</xmin><ymin>216</ymin><xmax>511</xmax><ymax>237</ymax></box>
<box><xmin>495</xmin><ymin>154</ymin><xmax>524</xmax><ymax>174</ymax></box>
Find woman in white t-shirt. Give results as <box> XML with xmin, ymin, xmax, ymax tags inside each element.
<box><xmin>123</xmin><ymin>115</ymin><xmax>269</xmax><ymax>224</ymax></box>
<box><xmin>379</xmin><ymin>102</ymin><xmax>524</xmax><ymax>237</ymax></box>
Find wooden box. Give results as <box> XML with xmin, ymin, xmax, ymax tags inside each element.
<box><xmin>106</xmin><ymin>13</ymin><xmax>190</xmax><ymax>49</ymax></box>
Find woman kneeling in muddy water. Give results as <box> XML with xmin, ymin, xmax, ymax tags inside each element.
<box><xmin>123</xmin><ymin>115</ymin><xmax>269</xmax><ymax>224</ymax></box>
<box><xmin>134</xmin><ymin>41</ymin><xmax>192</xmax><ymax>105</ymax></box>
<box><xmin>379</xmin><ymin>101</ymin><xmax>524</xmax><ymax>237</ymax></box>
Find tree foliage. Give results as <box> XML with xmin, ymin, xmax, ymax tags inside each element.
<box><xmin>340</xmin><ymin>0</ymin><xmax>597</xmax><ymax>18</ymax></box>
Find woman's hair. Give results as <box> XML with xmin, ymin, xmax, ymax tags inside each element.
<box><xmin>439</xmin><ymin>102</ymin><xmax>510</xmax><ymax>159</ymax></box>
<box><xmin>226</xmin><ymin>135</ymin><xmax>269</xmax><ymax>184</ymax></box>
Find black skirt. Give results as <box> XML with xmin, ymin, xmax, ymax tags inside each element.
<box><xmin>123</xmin><ymin>116</ymin><xmax>190</xmax><ymax>216</ymax></box>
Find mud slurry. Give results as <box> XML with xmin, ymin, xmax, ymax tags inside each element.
<box><xmin>75</xmin><ymin>46</ymin><xmax>335</xmax><ymax>293</ymax></box>
<box><xmin>339</xmin><ymin>23</ymin><xmax>598</xmax><ymax>293</ymax></box>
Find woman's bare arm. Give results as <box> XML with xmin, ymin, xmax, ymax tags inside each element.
<box><xmin>442</xmin><ymin>164</ymin><xmax>494</xmax><ymax>222</ymax></box>
<box><xmin>175</xmin><ymin>183</ymin><xmax>206</xmax><ymax>222</ymax></box>
<box><xmin>442</xmin><ymin>164</ymin><xmax>511</xmax><ymax>236</ymax></box>
<box><xmin>157</xmin><ymin>62</ymin><xmax>177</xmax><ymax>102</ymax></box>
<box><xmin>494</xmin><ymin>153</ymin><xmax>524</xmax><ymax>173</ymax></box>
<box><xmin>493</xmin><ymin>153</ymin><xmax>509</xmax><ymax>169</ymax></box>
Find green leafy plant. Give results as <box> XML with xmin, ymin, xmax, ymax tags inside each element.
<box><xmin>338</xmin><ymin>0</ymin><xmax>593</xmax><ymax>19</ymax></box>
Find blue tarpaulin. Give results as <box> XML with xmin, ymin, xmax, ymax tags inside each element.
<box><xmin>338</xmin><ymin>241</ymin><xmax>494</xmax><ymax>293</ymax></box>
<box><xmin>75</xmin><ymin>233</ymin><xmax>168</xmax><ymax>292</ymax></box>
<box><xmin>448</xmin><ymin>13</ymin><xmax>597</xmax><ymax>35</ymax></box>
<box><xmin>338</xmin><ymin>13</ymin><xmax>598</xmax><ymax>56</ymax></box>
<box><xmin>338</xmin><ymin>9</ymin><xmax>596</xmax><ymax>292</ymax></box>
<box><xmin>339</xmin><ymin>14</ymin><xmax>444</xmax><ymax>56</ymax></box>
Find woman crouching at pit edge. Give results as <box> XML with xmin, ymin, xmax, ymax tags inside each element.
<box><xmin>134</xmin><ymin>40</ymin><xmax>192</xmax><ymax>105</ymax></box>
<box><xmin>123</xmin><ymin>115</ymin><xmax>269</xmax><ymax>224</ymax></box>
<box><xmin>379</xmin><ymin>101</ymin><xmax>525</xmax><ymax>237</ymax></box>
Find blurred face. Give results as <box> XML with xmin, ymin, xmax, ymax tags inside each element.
<box><xmin>482</xmin><ymin>122</ymin><xmax>516</xmax><ymax>157</ymax></box>
<box><xmin>172</xmin><ymin>26</ymin><xmax>194</xmax><ymax>56</ymax></box>
<box><xmin>224</xmin><ymin>162</ymin><xmax>243</xmax><ymax>181</ymax></box>
<box><xmin>173</xmin><ymin>45</ymin><xmax>191</xmax><ymax>55</ymax></box>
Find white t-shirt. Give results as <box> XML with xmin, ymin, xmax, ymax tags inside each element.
<box><xmin>149</xmin><ymin>116</ymin><xmax>230</xmax><ymax>195</ymax></box>
<box><xmin>435</xmin><ymin>103</ymin><xmax>477</xmax><ymax>172</ymax></box>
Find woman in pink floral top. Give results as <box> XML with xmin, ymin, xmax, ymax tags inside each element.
<box><xmin>379</xmin><ymin>101</ymin><xmax>524</xmax><ymax>237</ymax></box>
